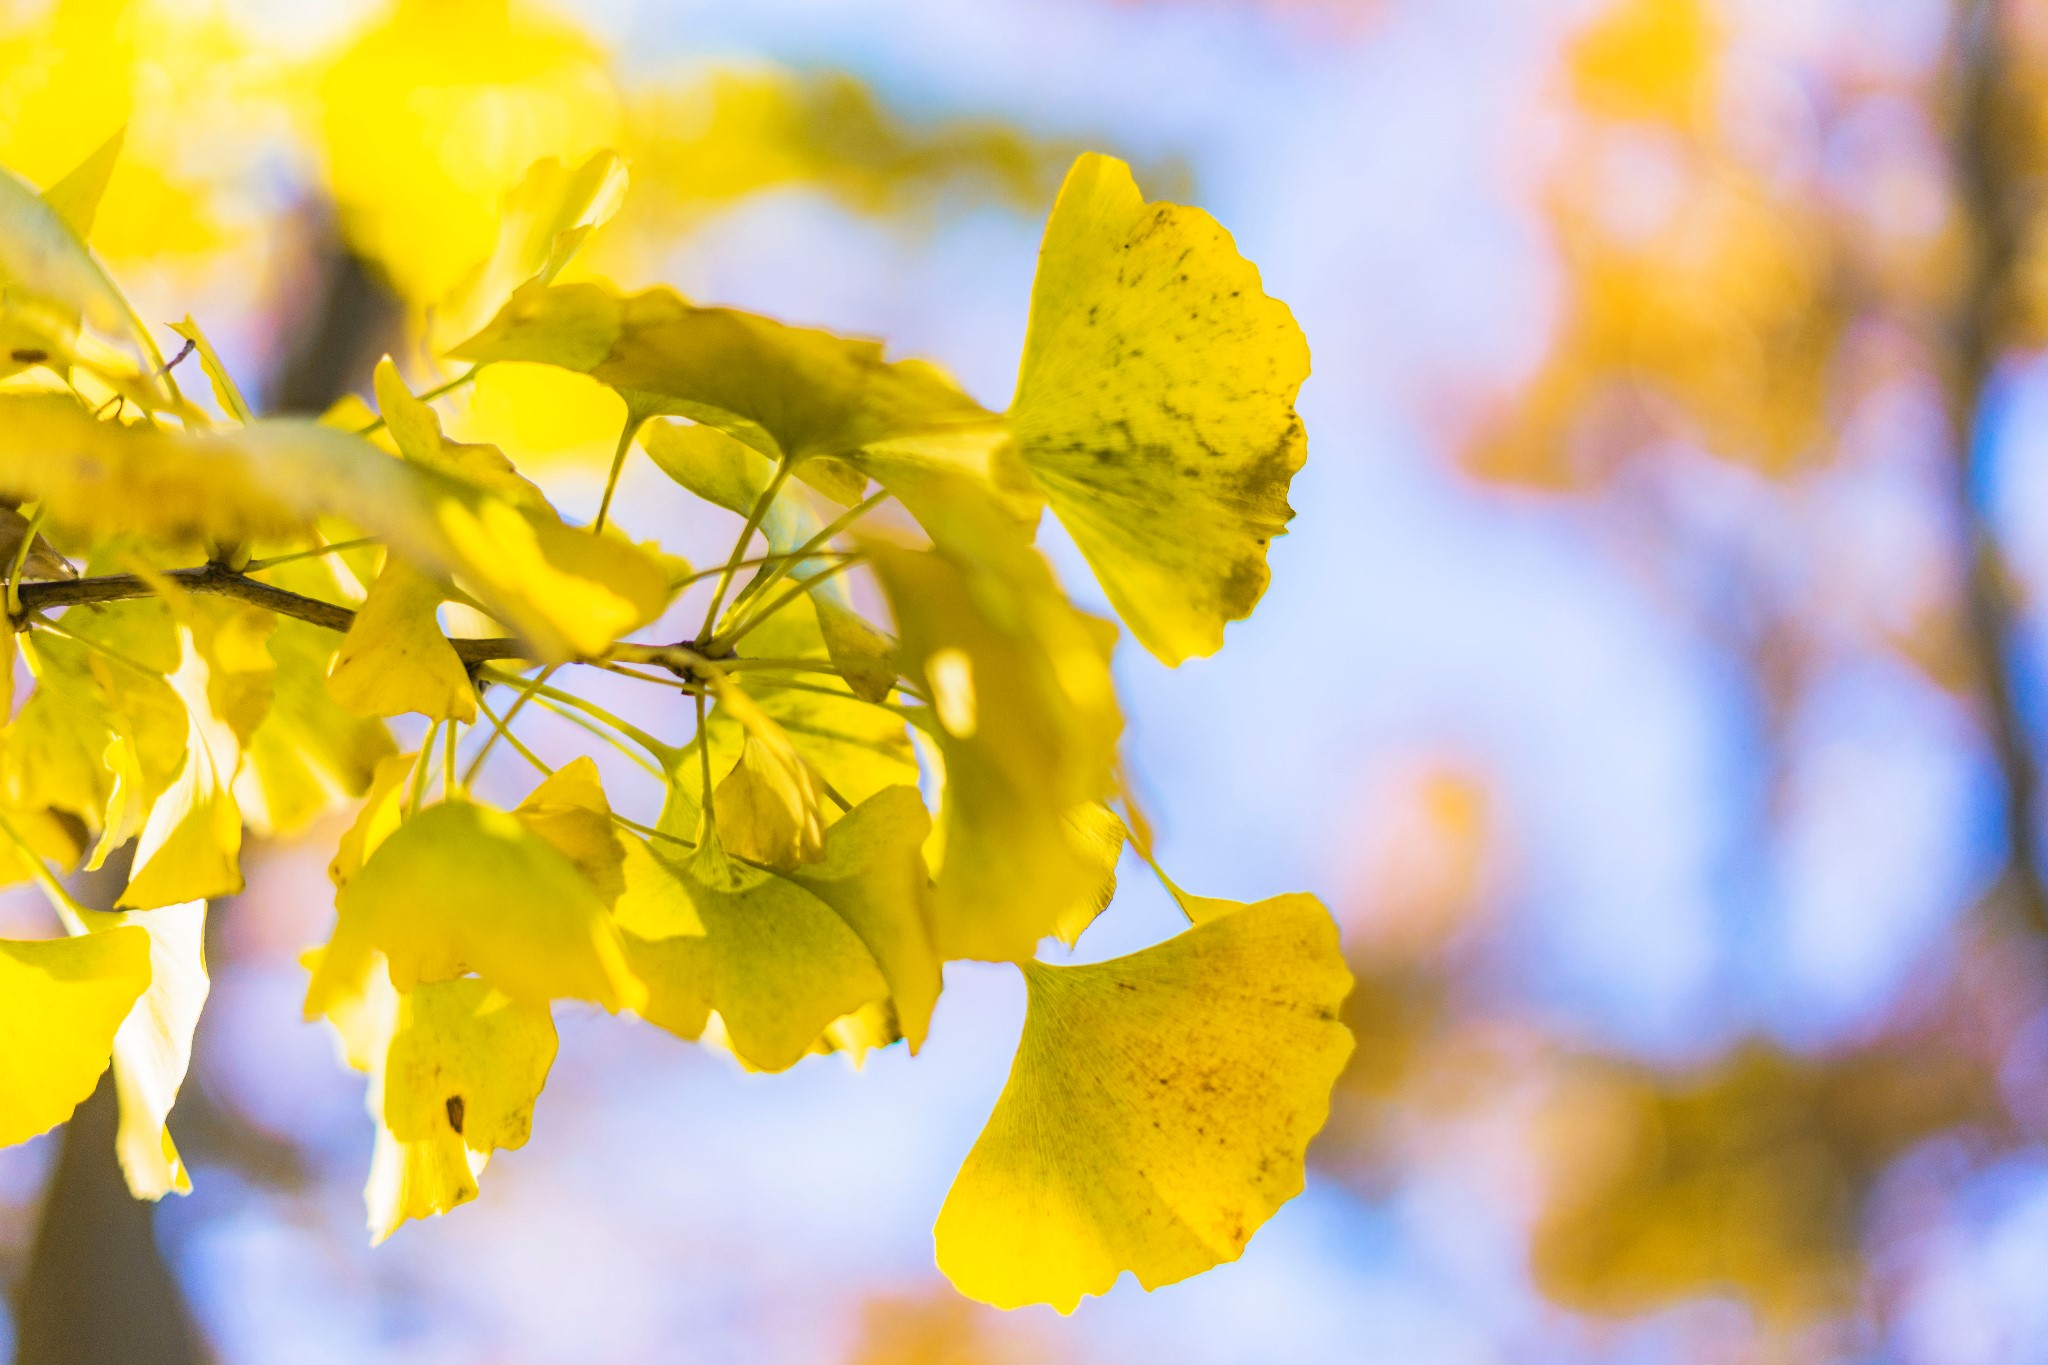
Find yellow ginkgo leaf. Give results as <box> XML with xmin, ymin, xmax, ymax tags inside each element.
<box><xmin>167</xmin><ymin>314</ymin><xmax>252</xmax><ymax>424</ymax></box>
<box><xmin>119</xmin><ymin>626</ymin><xmax>246</xmax><ymax>910</ymax></box>
<box><xmin>305</xmin><ymin>800</ymin><xmax>642</xmax><ymax>1017</ymax></box>
<box><xmin>710</xmin><ymin>682</ymin><xmax>827</xmax><ymax>872</ymax></box>
<box><xmin>1051</xmin><ymin>802</ymin><xmax>1126</xmax><ymax>948</ymax></box>
<box><xmin>513</xmin><ymin>756</ymin><xmax>624</xmax><ymax>904</ymax></box>
<box><xmin>0</xmin><ymin>158</ymin><xmax>165</xmax><ymax>397</ymax></box>
<box><xmin>328</xmin><ymin>751</ymin><xmax>417</xmax><ymax>891</ymax></box>
<box><xmin>434</xmin><ymin>148</ymin><xmax>628</xmax><ymax>353</ymax></box>
<box><xmin>367</xmin><ymin>976</ymin><xmax>558</xmax><ymax>1243</ymax></box>
<box><xmin>0</xmin><ymin>395</ymin><xmax>666</xmax><ymax>664</ymax></box>
<box><xmin>935</xmin><ymin>894</ymin><xmax>1353</xmax><ymax>1311</ymax></box>
<box><xmin>452</xmin><ymin>281</ymin><xmax>998</xmax><ymax>467</ymax></box>
<box><xmin>1010</xmin><ymin>153</ymin><xmax>1310</xmax><ymax>666</ymax></box>
<box><xmin>814</xmin><ymin>597</ymin><xmax>899</xmax><ymax>703</ymax></box>
<box><xmin>40</xmin><ymin>124</ymin><xmax>124</xmax><ymax>243</ymax></box>
<box><xmin>319</xmin><ymin>0</ymin><xmax>619</xmax><ymax>304</ymax></box>
<box><xmin>373</xmin><ymin>359</ymin><xmax>550</xmax><ymax>511</ymax></box>
<box><xmin>0</xmin><ymin>927</ymin><xmax>152</xmax><ymax>1147</ymax></box>
<box><xmin>328</xmin><ymin>558</ymin><xmax>476</xmax><ymax>722</ymax></box>
<box><xmin>185</xmin><ymin>597</ymin><xmax>278</xmax><ymax>749</ymax></box>
<box><xmin>865</xmin><ymin>489</ymin><xmax>1122</xmax><ymax>962</ymax></box>
<box><xmin>783</xmin><ymin>785</ymin><xmax>940</xmax><ymax>1052</ymax></box>
<box><xmin>234</xmin><ymin>598</ymin><xmax>396</xmax><ymax>837</ymax></box>
<box><xmin>60</xmin><ymin>900</ymin><xmax>208</xmax><ymax>1200</ymax></box>
<box><xmin>671</xmin><ymin>600</ymin><xmax>917</xmax><ymax>837</ymax></box>
<box><xmin>622</xmin><ymin>836</ymin><xmax>886</xmax><ymax>1072</ymax></box>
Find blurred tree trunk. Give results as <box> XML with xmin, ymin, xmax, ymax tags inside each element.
<box><xmin>1945</xmin><ymin>0</ymin><xmax>2048</xmax><ymax>938</ymax></box>
<box><xmin>11</xmin><ymin>853</ymin><xmax>205</xmax><ymax>1365</ymax></box>
<box><xmin>11</xmin><ymin>205</ymin><xmax>398</xmax><ymax>1365</ymax></box>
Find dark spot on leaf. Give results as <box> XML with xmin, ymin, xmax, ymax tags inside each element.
<box><xmin>445</xmin><ymin>1094</ymin><xmax>466</xmax><ymax>1135</ymax></box>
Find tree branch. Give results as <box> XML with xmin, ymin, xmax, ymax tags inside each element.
<box><xmin>13</xmin><ymin>564</ymin><xmax>526</xmax><ymax>668</ymax></box>
<box><xmin>1945</xmin><ymin>0</ymin><xmax>2048</xmax><ymax>936</ymax></box>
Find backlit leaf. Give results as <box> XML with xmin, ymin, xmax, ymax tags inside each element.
<box><xmin>328</xmin><ymin>558</ymin><xmax>477</xmax><ymax>722</ymax></box>
<box><xmin>0</xmin><ymin>927</ymin><xmax>151</xmax><ymax>1147</ymax></box>
<box><xmin>1011</xmin><ymin>153</ymin><xmax>1309</xmax><ymax>666</ymax></box>
<box><xmin>40</xmin><ymin>125</ymin><xmax>123</xmax><ymax>243</ymax></box>
<box><xmin>622</xmin><ymin>835</ymin><xmax>886</xmax><ymax>1072</ymax></box>
<box><xmin>513</xmin><ymin>757</ymin><xmax>625</xmax><ymax>905</ymax></box>
<box><xmin>119</xmin><ymin>626</ymin><xmax>246</xmax><ymax>909</ymax></box>
<box><xmin>935</xmin><ymin>894</ymin><xmax>1353</xmax><ymax>1311</ymax></box>
<box><xmin>367</xmin><ymin>976</ymin><xmax>557</xmax><ymax>1243</ymax></box>
<box><xmin>452</xmin><ymin>281</ymin><xmax>999</xmax><ymax>469</ymax></box>
<box><xmin>59</xmin><ymin>900</ymin><xmax>208</xmax><ymax>1200</ymax></box>
<box><xmin>865</xmin><ymin>489</ymin><xmax>1121</xmax><ymax>962</ymax></box>
<box><xmin>305</xmin><ymin>800</ymin><xmax>642</xmax><ymax>1017</ymax></box>
<box><xmin>783</xmin><ymin>786</ymin><xmax>940</xmax><ymax>1052</ymax></box>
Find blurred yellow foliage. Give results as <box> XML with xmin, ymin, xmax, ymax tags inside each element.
<box><xmin>1532</xmin><ymin>1038</ymin><xmax>2004</xmax><ymax>1327</ymax></box>
<box><xmin>320</xmin><ymin>0</ymin><xmax>620</xmax><ymax>304</ymax></box>
<box><xmin>1567</xmin><ymin>0</ymin><xmax>1717</xmax><ymax>129</ymax></box>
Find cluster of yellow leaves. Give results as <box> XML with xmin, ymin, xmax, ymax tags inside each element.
<box><xmin>1470</xmin><ymin>0</ymin><xmax>1850</xmax><ymax>485</ymax></box>
<box><xmin>0</xmin><ymin>124</ymin><xmax>1348</xmax><ymax>1315</ymax></box>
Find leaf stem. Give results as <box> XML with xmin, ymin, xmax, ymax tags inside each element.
<box><xmin>699</xmin><ymin>460</ymin><xmax>792</xmax><ymax>639</ymax></box>
<box><xmin>479</xmin><ymin>667</ymin><xmax>677</xmax><ymax>766</ymax></box>
<box><xmin>728</xmin><ymin>489</ymin><xmax>885</xmax><ymax>615</ymax></box>
<box><xmin>473</xmin><ymin>692</ymin><xmax>554</xmax><ymax>778</ymax></box>
<box><xmin>406</xmin><ymin>724</ymin><xmax>441</xmax><ymax>819</ymax></box>
<box><xmin>593</xmin><ymin>416</ymin><xmax>645</xmax><ymax>536</ymax></box>
<box><xmin>711</xmin><ymin>557</ymin><xmax>865</xmax><ymax>651</ymax></box>
<box><xmin>461</xmin><ymin>663</ymin><xmax>560</xmax><ymax>786</ymax></box>
<box><xmin>694</xmin><ymin>691</ymin><xmax>714</xmax><ymax>844</ymax></box>
<box><xmin>242</xmin><ymin>538</ymin><xmax>381</xmax><ymax>573</ymax></box>
<box><xmin>5</xmin><ymin>504</ymin><xmax>48</xmax><ymax>620</ymax></box>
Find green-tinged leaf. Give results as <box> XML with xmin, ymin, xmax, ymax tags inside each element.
<box><xmin>0</xmin><ymin>928</ymin><xmax>152</xmax><ymax>1146</ymax></box>
<box><xmin>41</xmin><ymin>126</ymin><xmax>124</xmax><ymax>243</ymax></box>
<box><xmin>711</xmin><ymin>681</ymin><xmax>827</xmax><ymax>871</ymax></box>
<box><xmin>6</xmin><ymin>632</ymin><xmax>120</xmax><ymax>827</ymax></box>
<box><xmin>306</xmin><ymin>799</ymin><xmax>641</xmax><ymax>1016</ymax></box>
<box><xmin>865</xmin><ymin>487</ymin><xmax>1121</xmax><ymax>962</ymax></box>
<box><xmin>168</xmin><ymin>315</ymin><xmax>253</xmax><ymax>424</ymax></box>
<box><xmin>328</xmin><ymin>558</ymin><xmax>476</xmax><ymax>722</ymax></box>
<box><xmin>935</xmin><ymin>894</ymin><xmax>1353</xmax><ymax>1311</ymax></box>
<box><xmin>513</xmin><ymin>757</ymin><xmax>624</xmax><ymax>905</ymax></box>
<box><xmin>622</xmin><ymin>835</ymin><xmax>886</xmax><ymax>1072</ymax></box>
<box><xmin>60</xmin><ymin>900</ymin><xmax>208</xmax><ymax>1200</ymax></box>
<box><xmin>1010</xmin><ymin>153</ymin><xmax>1310</xmax><ymax>665</ymax></box>
<box><xmin>640</xmin><ymin>420</ymin><xmax>773</xmax><ymax>516</ymax></box>
<box><xmin>0</xmin><ymin>159</ymin><xmax>164</xmax><ymax>394</ymax></box>
<box><xmin>783</xmin><ymin>786</ymin><xmax>939</xmax><ymax>1052</ymax></box>
<box><xmin>451</xmin><ymin>281</ymin><xmax>998</xmax><ymax>467</ymax></box>
<box><xmin>814</xmin><ymin>597</ymin><xmax>898</xmax><ymax>703</ymax></box>
<box><xmin>714</xmin><ymin>735</ymin><xmax>826</xmax><ymax>872</ymax></box>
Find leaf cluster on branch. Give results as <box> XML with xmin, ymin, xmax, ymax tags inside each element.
<box><xmin>0</xmin><ymin>135</ymin><xmax>1350</xmax><ymax>1311</ymax></box>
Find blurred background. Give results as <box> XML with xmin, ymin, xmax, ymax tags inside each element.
<box><xmin>4</xmin><ymin>0</ymin><xmax>2048</xmax><ymax>1360</ymax></box>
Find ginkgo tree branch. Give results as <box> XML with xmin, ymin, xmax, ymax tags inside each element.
<box><xmin>10</xmin><ymin>564</ymin><xmax>885</xmax><ymax>727</ymax></box>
